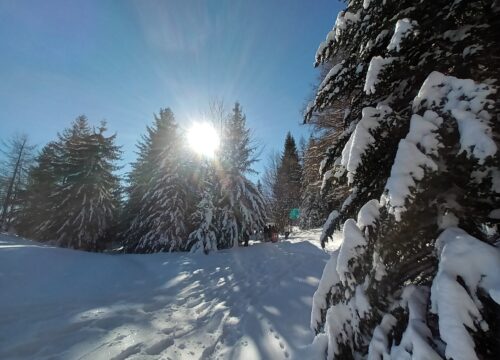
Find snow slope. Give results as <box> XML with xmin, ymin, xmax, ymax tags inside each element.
<box><xmin>0</xmin><ymin>230</ymin><xmax>339</xmax><ymax>360</ymax></box>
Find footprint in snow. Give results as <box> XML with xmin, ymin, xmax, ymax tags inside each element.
<box><xmin>187</xmin><ymin>296</ymin><xmax>204</xmax><ymax>307</ymax></box>
<box><xmin>145</xmin><ymin>338</ymin><xmax>174</xmax><ymax>355</ymax></box>
<box><xmin>110</xmin><ymin>343</ymin><xmax>142</xmax><ymax>360</ymax></box>
<box><xmin>161</xmin><ymin>326</ymin><xmax>175</xmax><ymax>335</ymax></box>
<box><xmin>176</xmin><ymin>298</ymin><xmax>187</xmax><ymax>306</ymax></box>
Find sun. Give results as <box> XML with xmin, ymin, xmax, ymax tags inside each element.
<box><xmin>187</xmin><ymin>122</ymin><xmax>220</xmax><ymax>158</ymax></box>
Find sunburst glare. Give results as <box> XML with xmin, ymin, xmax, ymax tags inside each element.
<box><xmin>187</xmin><ymin>122</ymin><xmax>220</xmax><ymax>158</ymax></box>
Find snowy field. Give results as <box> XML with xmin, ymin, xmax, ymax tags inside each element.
<box><xmin>0</xmin><ymin>230</ymin><xmax>340</xmax><ymax>360</ymax></box>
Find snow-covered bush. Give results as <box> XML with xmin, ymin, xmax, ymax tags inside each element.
<box><xmin>306</xmin><ymin>0</ymin><xmax>500</xmax><ymax>358</ymax></box>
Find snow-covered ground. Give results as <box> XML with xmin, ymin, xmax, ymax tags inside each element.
<box><xmin>0</xmin><ymin>230</ymin><xmax>340</xmax><ymax>360</ymax></box>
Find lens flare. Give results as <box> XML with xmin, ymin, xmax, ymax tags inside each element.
<box><xmin>187</xmin><ymin>122</ymin><xmax>220</xmax><ymax>158</ymax></box>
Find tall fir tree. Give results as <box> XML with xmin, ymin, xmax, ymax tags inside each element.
<box><xmin>189</xmin><ymin>102</ymin><xmax>267</xmax><ymax>251</ymax></box>
<box><xmin>272</xmin><ymin>132</ymin><xmax>302</xmax><ymax>231</ymax></box>
<box><xmin>217</xmin><ymin>103</ymin><xmax>266</xmax><ymax>248</ymax></box>
<box><xmin>299</xmin><ymin>136</ymin><xmax>328</xmax><ymax>229</ymax></box>
<box><xmin>305</xmin><ymin>0</ymin><xmax>500</xmax><ymax>359</ymax></box>
<box><xmin>121</xmin><ymin>109</ymin><xmax>178</xmax><ymax>245</ymax></box>
<box><xmin>124</xmin><ymin>108</ymin><xmax>191</xmax><ymax>252</ymax></box>
<box><xmin>216</xmin><ymin>103</ymin><xmax>267</xmax><ymax>249</ymax></box>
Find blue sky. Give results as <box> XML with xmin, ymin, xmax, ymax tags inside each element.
<box><xmin>0</xmin><ymin>0</ymin><xmax>341</xmax><ymax>178</ymax></box>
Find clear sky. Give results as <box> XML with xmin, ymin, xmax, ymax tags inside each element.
<box><xmin>0</xmin><ymin>0</ymin><xmax>341</xmax><ymax>179</ymax></box>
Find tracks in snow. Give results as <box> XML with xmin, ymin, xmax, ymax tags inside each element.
<box><xmin>0</xmin><ymin>235</ymin><xmax>328</xmax><ymax>360</ymax></box>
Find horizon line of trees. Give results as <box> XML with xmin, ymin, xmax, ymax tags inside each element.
<box><xmin>0</xmin><ymin>102</ymin><xmax>272</xmax><ymax>253</ymax></box>
<box><xmin>1</xmin><ymin>98</ymin><xmax>339</xmax><ymax>253</ymax></box>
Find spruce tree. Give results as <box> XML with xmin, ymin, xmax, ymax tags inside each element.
<box><xmin>17</xmin><ymin>142</ymin><xmax>59</xmax><ymax>239</ymax></box>
<box><xmin>306</xmin><ymin>1</ymin><xmax>500</xmax><ymax>359</ymax></box>
<box><xmin>124</xmin><ymin>108</ymin><xmax>190</xmax><ymax>252</ymax></box>
<box><xmin>27</xmin><ymin>116</ymin><xmax>120</xmax><ymax>251</ymax></box>
<box><xmin>121</xmin><ymin>109</ymin><xmax>177</xmax><ymax>245</ymax></box>
<box><xmin>214</xmin><ymin>102</ymin><xmax>267</xmax><ymax>249</ymax></box>
<box><xmin>272</xmin><ymin>132</ymin><xmax>302</xmax><ymax>231</ymax></box>
<box><xmin>34</xmin><ymin>117</ymin><xmax>121</xmax><ymax>250</ymax></box>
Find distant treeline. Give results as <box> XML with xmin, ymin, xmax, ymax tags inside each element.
<box><xmin>0</xmin><ymin>101</ymin><xmax>331</xmax><ymax>253</ymax></box>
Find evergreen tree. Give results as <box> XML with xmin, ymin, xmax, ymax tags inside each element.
<box><xmin>33</xmin><ymin>116</ymin><xmax>121</xmax><ymax>250</ymax></box>
<box><xmin>59</xmin><ymin>118</ymin><xmax>120</xmax><ymax>250</ymax></box>
<box><xmin>219</xmin><ymin>103</ymin><xmax>258</xmax><ymax>175</ymax></box>
<box><xmin>306</xmin><ymin>1</ymin><xmax>500</xmax><ymax>359</ymax></box>
<box><xmin>213</xmin><ymin>102</ymin><xmax>267</xmax><ymax>249</ymax></box>
<box><xmin>121</xmin><ymin>109</ymin><xmax>177</xmax><ymax>244</ymax></box>
<box><xmin>188</xmin><ymin>164</ymin><xmax>219</xmax><ymax>254</ymax></box>
<box><xmin>124</xmin><ymin>108</ymin><xmax>190</xmax><ymax>252</ymax></box>
<box><xmin>17</xmin><ymin>142</ymin><xmax>59</xmax><ymax>239</ymax></box>
<box><xmin>272</xmin><ymin>132</ymin><xmax>302</xmax><ymax>231</ymax></box>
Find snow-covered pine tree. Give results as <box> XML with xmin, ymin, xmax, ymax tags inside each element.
<box><xmin>306</xmin><ymin>1</ymin><xmax>500</xmax><ymax>359</ymax></box>
<box><xmin>216</xmin><ymin>102</ymin><xmax>267</xmax><ymax>249</ymax></box>
<box><xmin>125</xmin><ymin>108</ymin><xmax>190</xmax><ymax>253</ymax></box>
<box><xmin>272</xmin><ymin>132</ymin><xmax>302</xmax><ymax>231</ymax></box>
<box><xmin>39</xmin><ymin>117</ymin><xmax>121</xmax><ymax>250</ymax></box>
<box><xmin>121</xmin><ymin>109</ymin><xmax>177</xmax><ymax>247</ymax></box>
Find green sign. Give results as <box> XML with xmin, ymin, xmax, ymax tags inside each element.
<box><xmin>289</xmin><ymin>208</ymin><xmax>300</xmax><ymax>220</ymax></box>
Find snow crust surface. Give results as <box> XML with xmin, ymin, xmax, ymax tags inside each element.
<box><xmin>0</xmin><ymin>230</ymin><xmax>336</xmax><ymax>360</ymax></box>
